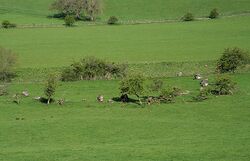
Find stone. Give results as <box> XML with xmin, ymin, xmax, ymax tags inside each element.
<box><xmin>22</xmin><ymin>91</ymin><xmax>29</xmax><ymax>97</ymax></box>
<box><xmin>97</xmin><ymin>95</ymin><xmax>104</xmax><ymax>102</ymax></box>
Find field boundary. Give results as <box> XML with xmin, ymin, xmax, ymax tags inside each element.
<box><xmin>1</xmin><ymin>11</ymin><xmax>250</xmax><ymax>29</ymax></box>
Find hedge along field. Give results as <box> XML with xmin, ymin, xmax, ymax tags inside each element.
<box><xmin>0</xmin><ymin>15</ymin><xmax>250</xmax><ymax>68</ymax></box>
<box><xmin>1</xmin><ymin>0</ymin><xmax>250</xmax><ymax>24</ymax></box>
<box><xmin>0</xmin><ymin>73</ymin><xmax>250</xmax><ymax>161</ymax></box>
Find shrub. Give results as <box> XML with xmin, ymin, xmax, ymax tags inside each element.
<box><xmin>64</xmin><ymin>15</ymin><xmax>75</xmax><ymax>26</ymax></box>
<box><xmin>0</xmin><ymin>84</ymin><xmax>8</xmax><ymax>96</ymax></box>
<box><xmin>159</xmin><ymin>87</ymin><xmax>181</xmax><ymax>103</ymax></box>
<box><xmin>149</xmin><ymin>78</ymin><xmax>164</xmax><ymax>92</ymax></box>
<box><xmin>0</xmin><ymin>47</ymin><xmax>17</xmax><ymax>82</ymax></box>
<box><xmin>120</xmin><ymin>73</ymin><xmax>145</xmax><ymax>104</ymax></box>
<box><xmin>182</xmin><ymin>12</ymin><xmax>194</xmax><ymax>21</ymax></box>
<box><xmin>193</xmin><ymin>87</ymin><xmax>211</xmax><ymax>102</ymax></box>
<box><xmin>44</xmin><ymin>74</ymin><xmax>58</xmax><ymax>104</ymax></box>
<box><xmin>108</xmin><ymin>16</ymin><xmax>118</xmax><ymax>25</ymax></box>
<box><xmin>61</xmin><ymin>57</ymin><xmax>127</xmax><ymax>81</ymax></box>
<box><xmin>211</xmin><ymin>75</ymin><xmax>236</xmax><ymax>95</ymax></box>
<box><xmin>217</xmin><ymin>47</ymin><xmax>250</xmax><ymax>73</ymax></box>
<box><xmin>209</xmin><ymin>8</ymin><xmax>219</xmax><ymax>19</ymax></box>
<box><xmin>2</xmin><ymin>20</ymin><xmax>16</xmax><ymax>28</ymax></box>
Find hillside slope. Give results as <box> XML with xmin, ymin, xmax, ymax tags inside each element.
<box><xmin>0</xmin><ymin>0</ymin><xmax>250</xmax><ymax>24</ymax></box>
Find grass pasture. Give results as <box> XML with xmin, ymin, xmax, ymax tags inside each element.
<box><xmin>0</xmin><ymin>15</ymin><xmax>250</xmax><ymax>68</ymax></box>
<box><xmin>1</xmin><ymin>0</ymin><xmax>250</xmax><ymax>160</ymax></box>
<box><xmin>1</xmin><ymin>0</ymin><xmax>250</xmax><ymax>24</ymax></box>
<box><xmin>0</xmin><ymin>74</ymin><xmax>250</xmax><ymax>161</ymax></box>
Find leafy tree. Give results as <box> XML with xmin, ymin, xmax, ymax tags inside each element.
<box><xmin>182</xmin><ymin>12</ymin><xmax>194</xmax><ymax>21</ymax></box>
<box><xmin>107</xmin><ymin>16</ymin><xmax>118</xmax><ymax>25</ymax></box>
<box><xmin>1</xmin><ymin>20</ymin><xmax>16</xmax><ymax>28</ymax></box>
<box><xmin>0</xmin><ymin>47</ymin><xmax>17</xmax><ymax>82</ymax></box>
<box><xmin>120</xmin><ymin>73</ymin><xmax>144</xmax><ymax>104</ymax></box>
<box><xmin>44</xmin><ymin>74</ymin><xmax>58</xmax><ymax>104</ymax></box>
<box><xmin>64</xmin><ymin>15</ymin><xmax>75</xmax><ymax>26</ymax></box>
<box><xmin>50</xmin><ymin>0</ymin><xmax>103</xmax><ymax>21</ymax></box>
<box><xmin>217</xmin><ymin>47</ymin><xmax>250</xmax><ymax>73</ymax></box>
<box><xmin>209</xmin><ymin>8</ymin><xmax>219</xmax><ymax>19</ymax></box>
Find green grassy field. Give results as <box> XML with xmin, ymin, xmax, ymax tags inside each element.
<box><xmin>1</xmin><ymin>0</ymin><xmax>250</xmax><ymax>24</ymax></box>
<box><xmin>1</xmin><ymin>0</ymin><xmax>250</xmax><ymax>160</ymax></box>
<box><xmin>1</xmin><ymin>73</ymin><xmax>250</xmax><ymax>161</ymax></box>
<box><xmin>0</xmin><ymin>15</ymin><xmax>250</xmax><ymax>68</ymax></box>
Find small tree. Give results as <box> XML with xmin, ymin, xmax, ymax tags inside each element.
<box><xmin>44</xmin><ymin>74</ymin><xmax>58</xmax><ymax>104</ymax></box>
<box><xmin>64</xmin><ymin>15</ymin><xmax>76</xmax><ymax>26</ymax></box>
<box><xmin>0</xmin><ymin>47</ymin><xmax>17</xmax><ymax>82</ymax></box>
<box><xmin>209</xmin><ymin>8</ymin><xmax>219</xmax><ymax>19</ymax></box>
<box><xmin>84</xmin><ymin>0</ymin><xmax>103</xmax><ymax>21</ymax></box>
<box><xmin>1</xmin><ymin>20</ymin><xmax>16</xmax><ymax>29</ymax></box>
<box><xmin>182</xmin><ymin>12</ymin><xmax>194</xmax><ymax>21</ymax></box>
<box><xmin>211</xmin><ymin>75</ymin><xmax>236</xmax><ymax>95</ymax></box>
<box><xmin>217</xmin><ymin>47</ymin><xmax>250</xmax><ymax>73</ymax></box>
<box><xmin>107</xmin><ymin>16</ymin><xmax>118</xmax><ymax>25</ymax></box>
<box><xmin>120</xmin><ymin>73</ymin><xmax>144</xmax><ymax>104</ymax></box>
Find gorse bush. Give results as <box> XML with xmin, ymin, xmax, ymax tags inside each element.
<box><xmin>108</xmin><ymin>16</ymin><xmax>118</xmax><ymax>25</ymax></box>
<box><xmin>1</xmin><ymin>20</ymin><xmax>16</xmax><ymax>29</ymax></box>
<box><xmin>182</xmin><ymin>12</ymin><xmax>194</xmax><ymax>21</ymax></box>
<box><xmin>217</xmin><ymin>47</ymin><xmax>250</xmax><ymax>73</ymax></box>
<box><xmin>61</xmin><ymin>57</ymin><xmax>127</xmax><ymax>81</ymax></box>
<box><xmin>0</xmin><ymin>47</ymin><xmax>17</xmax><ymax>82</ymax></box>
<box><xmin>211</xmin><ymin>75</ymin><xmax>236</xmax><ymax>95</ymax></box>
<box><xmin>64</xmin><ymin>15</ymin><xmax>76</xmax><ymax>26</ymax></box>
<box><xmin>209</xmin><ymin>8</ymin><xmax>219</xmax><ymax>19</ymax></box>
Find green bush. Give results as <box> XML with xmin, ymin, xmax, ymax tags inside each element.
<box><xmin>44</xmin><ymin>74</ymin><xmax>58</xmax><ymax>104</ymax></box>
<box><xmin>64</xmin><ymin>15</ymin><xmax>75</xmax><ymax>26</ymax></box>
<box><xmin>182</xmin><ymin>12</ymin><xmax>194</xmax><ymax>21</ymax></box>
<box><xmin>61</xmin><ymin>57</ymin><xmax>127</xmax><ymax>81</ymax></box>
<box><xmin>108</xmin><ymin>16</ymin><xmax>118</xmax><ymax>25</ymax></box>
<box><xmin>209</xmin><ymin>8</ymin><xmax>219</xmax><ymax>19</ymax></box>
<box><xmin>217</xmin><ymin>47</ymin><xmax>250</xmax><ymax>73</ymax></box>
<box><xmin>193</xmin><ymin>87</ymin><xmax>211</xmax><ymax>102</ymax></box>
<box><xmin>211</xmin><ymin>75</ymin><xmax>236</xmax><ymax>95</ymax></box>
<box><xmin>0</xmin><ymin>84</ymin><xmax>8</xmax><ymax>96</ymax></box>
<box><xmin>120</xmin><ymin>73</ymin><xmax>145</xmax><ymax>104</ymax></box>
<box><xmin>0</xmin><ymin>47</ymin><xmax>17</xmax><ymax>82</ymax></box>
<box><xmin>2</xmin><ymin>20</ymin><xmax>16</xmax><ymax>28</ymax></box>
<box><xmin>159</xmin><ymin>87</ymin><xmax>181</xmax><ymax>103</ymax></box>
<box><xmin>149</xmin><ymin>78</ymin><xmax>164</xmax><ymax>92</ymax></box>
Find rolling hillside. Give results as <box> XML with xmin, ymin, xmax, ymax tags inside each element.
<box><xmin>0</xmin><ymin>0</ymin><xmax>250</xmax><ymax>24</ymax></box>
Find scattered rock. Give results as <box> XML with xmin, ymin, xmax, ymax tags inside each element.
<box><xmin>57</xmin><ymin>98</ymin><xmax>65</xmax><ymax>106</ymax></box>
<box><xmin>108</xmin><ymin>99</ymin><xmax>114</xmax><ymax>104</ymax></box>
<box><xmin>200</xmin><ymin>79</ymin><xmax>209</xmax><ymax>87</ymax></box>
<box><xmin>34</xmin><ymin>96</ymin><xmax>41</xmax><ymax>100</ymax></box>
<box><xmin>97</xmin><ymin>95</ymin><xmax>104</xmax><ymax>103</ymax></box>
<box><xmin>194</xmin><ymin>74</ymin><xmax>202</xmax><ymax>80</ymax></box>
<box><xmin>177</xmin><ymin>72</ymin><xmax>183</xmax><ymax>77</ymax></box>
<box><xmin>22</xmin><ymin>91</ymin><xmax>29</xmax><ymax>97</ymax></box>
